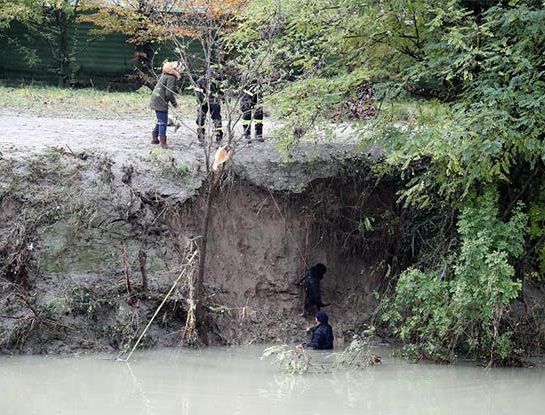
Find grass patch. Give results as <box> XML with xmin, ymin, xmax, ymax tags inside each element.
<box><xmin>0</xmin><ymin>85</ymin><xmax>195</xmax><ymax>120</ymax></box>
<box><xmin>148</xmin><ymin>148</ymin><xmax>191</xmax><ymax>180</ymax></box>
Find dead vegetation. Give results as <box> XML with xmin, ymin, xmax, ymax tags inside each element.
<box><xmin>262</xmin><ymin>344</ymin><xmax>314</xmax><ymax>375</ymax></box>
<box><xmin>0</xmin><ymin>149</ymin><xmax>197</xmax><ymax>354</ymax></box>
<box><xmin>333</xmin><ymin>329</ymin><xmax>382</xmax><ymax>369</ymax></box>
<box><xmin>262</xmin><ymin>329</ymin><xmax>382</xmax><ymax>375</ymax></box>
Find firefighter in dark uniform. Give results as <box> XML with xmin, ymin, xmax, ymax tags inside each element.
<box><xmin>240</xmin><ymin>80</ymin><xmax>264</xmax><ymax>142</ymax></box>
<box><xmin>195</xmin><ymin>71</ymin><xmax>223</xmax><ymax>145</ymax></box>
<box><xmin>298</xmin><ymin>263</ymin><xmax>330</xmax><ymax>317</ymax></box>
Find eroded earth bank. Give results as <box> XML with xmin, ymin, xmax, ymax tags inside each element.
<box><xmin>0</xmin><ymin>113</ymin><xmax>414</xmax><ymax>354</ymax></box>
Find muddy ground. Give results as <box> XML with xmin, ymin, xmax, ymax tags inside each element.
<box><xmin>0</xmin><ymin>111</ymin><xmax>397</xmax><ymax>355</ymax></box>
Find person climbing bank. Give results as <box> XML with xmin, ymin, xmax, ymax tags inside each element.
<box><xmin>298</xmin><ymin>263</ymin><xmax>330</xmax><ymax>317</ymax></box>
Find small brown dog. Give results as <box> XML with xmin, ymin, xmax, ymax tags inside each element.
<box><xmin>167</xmin><ymin>116</ymin><xmax>181</xmax><ymax>132</ymax></box>
<box><xmin>212</xmin><ymin>145</ymin><xmax>233</xmax><ymax>171</ymax></box>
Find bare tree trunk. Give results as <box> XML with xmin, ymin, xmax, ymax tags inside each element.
<box><xmin>138</xmin><ymin>249</ymin><xmax>148</xmax><ymax>291</ymax></box>
<box><xmin>193</xmin><ymin>174</ymin><xmax>220</xmax><ymax>343</ymax></box>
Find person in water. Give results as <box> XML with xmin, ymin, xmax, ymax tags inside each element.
<box><xmin>302</xmin><ymin>311</ymin><xmax>334</xmax><ymax>350</ymax></box>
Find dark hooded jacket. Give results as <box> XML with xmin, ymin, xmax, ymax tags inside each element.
<box><xmin>304</xmin><ymin>312</ymin><xmax>334</xmax><ymax>350</ymax></box>
<box><xmin>150</xmin><ymin>62</ymin><xmax>180</xmax><ymax>112</ymax></box>
<box><xmin>304</xmin><ymin>263</ymin><xmax>327</xmax><ymax>303</ymax></box>
<box><xmin>240</xmin><ymin>80</ymin><xmax>262</xmax><ymax>110</ymax></box>
<box><xmin>195</xmin><ymin>73</ymin><xmax>223</xmax><ymax>105</ymax></box>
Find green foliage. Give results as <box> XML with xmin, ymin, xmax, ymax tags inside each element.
<box><xmin>234</xmin><ymin>0</ymin><xmax>545</xmax><ymax>363</ymax></box>
<box><xmin>229</xmin><ymin>0</ymin><xmax>389</xmax><ymax>141</ymax></box>
<box><xmin>377</xmin><ymin>1</ymin><xmax>545</xmax><ymax>203</ymax></box>
<box><xmin>0</xmin><ymin>0</ymin><xmax>44</xmax><ymax>66</ymax></box>
<box><xmin>0</xmin><ymin>0</ymin><xmax>43</xmax><ymax>32</ymax></box>
<box><xmin>382</xmin><ymin>190</ymin><xmax>527</xmax><ymax>363</ymax></box>
<box><xmin>1</xmin><ymin>1</ymin><xmax>85</xmax><ymax>82</ymax></box>
<box><xmin>235</xmin><ymin>0</ymin><xmax>544</xmax><ymax>201</ymax></box>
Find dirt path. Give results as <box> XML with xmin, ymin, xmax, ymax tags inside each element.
<box><xmin>0</xmin><ymin>111</ymin><xmax>369</xmax><ymax>193</ymax></box>
<box><xmin>0</xmin><ymin>112</ymin><xmax>201</xmax><ymax>157</ymax></box>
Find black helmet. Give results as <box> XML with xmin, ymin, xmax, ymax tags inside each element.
<box><xmin>314</xmin><ymin>263</ymin><xmax>327</xmax><ymax>276</ymax></box>
<box><xmin>316</xmin><ymin>311</ymin><xmax>329</xmax><ymax>323</ymax></box>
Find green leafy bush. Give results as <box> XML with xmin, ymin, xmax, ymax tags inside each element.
<box><xmin>382</xmin><ymin>190</ymin><xmax>527</xmax><ymax>364</ymax></box>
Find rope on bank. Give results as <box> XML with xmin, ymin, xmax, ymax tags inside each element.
<box><xmin>122</xmin><ymin>249</ymin><xmax>199</xmax><ymax>362</ymax></box>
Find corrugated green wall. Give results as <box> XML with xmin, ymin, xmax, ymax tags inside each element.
<box><xmin>0</xmin><ymin>20</ymin><xmax>202</xmax><ymax>89</ymax></box>
<box><xmin>74</xmin><ymin>23</ymin><xmax>135</xmax><ymax>79</ymax></box>
<box><xmin>0</xmin><ymin>21</ymin><xmax>134</xmax><ymax>86</ymax></box>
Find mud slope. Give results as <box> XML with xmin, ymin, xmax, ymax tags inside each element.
<box><xmin>0</xmin><ymin>115</ymin><xmax>400</xmax><ymax>354</ymax></box>
<box><xmin>190</xmin><ymin>175</ymin><xmax>401</xmax><ymax>345</ymax></box>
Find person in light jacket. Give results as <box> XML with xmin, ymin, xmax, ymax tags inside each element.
<box><xmin>150</xmin><ymin>61</ymin><xmax>181</xmax><ymax>148</ymax></box>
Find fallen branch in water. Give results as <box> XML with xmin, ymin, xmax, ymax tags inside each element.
<box><xmin>333</xmin><ymin>330</ymin><xmax>382</xmax><ymax>369</ymax></box>
<box><xmin>262</xmin><ymin>344</ymin><xmax>314</xmax><ymax>375</ymax></box>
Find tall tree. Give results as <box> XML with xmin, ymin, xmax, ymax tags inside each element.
<box><xmin>0</xmin><ymin>0</ymin><xmax>44</xmax><ymax>66</ymax></box>
<box><xmin>168</xmin><ymin>0</ymin><xmax>249</xmax><ymax>345</ymax></box>
<box><xmin>41</xmin><ymin>0</ymin><xmax>83</xmax><ymax>87</ymax></box>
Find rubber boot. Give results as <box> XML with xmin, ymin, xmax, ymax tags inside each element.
<box><xmin>255</xmin><ymin>123</ymin><xmax>264</xmax><ymax>142</ymax></box>
<box><xmin>215</xmin><ymin>129</ymin><xmax>223</xmax><ymax>146</ymax></box>
<box><xmin>151</xmin><ymin>130</ymin><xmax>159</xmax><ymax>144</ymax></box>
<box><xmin>243</xmin><ymin>124</ymin><xmax>252</xmax><ymax>143</ymax></box>
<box><xmin>197</xmin><ymin>129</ymin><xmax>205</xmax><ymax>147</ymax></box>
<box><xmin>159</xmin><ymin>135</ymin><xmax>168</xmax><ymax>149</ymax></box>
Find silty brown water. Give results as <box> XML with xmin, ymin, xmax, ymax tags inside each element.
<box><xmin>1</xmin><ymin>346</ymin><xmax>545</xmax><ymax>415</ymax></box>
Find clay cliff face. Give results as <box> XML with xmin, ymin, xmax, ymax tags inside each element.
<box><xmin>0</xmin><ymin>144</ymin><xmax>400</xmax><ymax>354</ymax></box>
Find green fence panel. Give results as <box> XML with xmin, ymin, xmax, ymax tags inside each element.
<box><xmin>0</xmin><ymin>19</ymin><xmax>204</xmax><ymax>88</ymax></box>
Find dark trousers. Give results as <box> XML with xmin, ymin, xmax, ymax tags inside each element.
<box><xmin>242</xmin><ymin>104</ymin><xmax>263</xmax><ymax>138</ymax></box>
<box><xmin>196</xmin><ymin>102</ymin><xmax>222</xmax><ymax>141</ymax></box>
<box><xmin>304</xmin><ymin>296</ymin><xmax>329</xmax><ymax>316</ymax></box>
<box><xmin>153</xmin><ymin>111</ymin><xmax>168</xmax><ymax>137</ymax></box>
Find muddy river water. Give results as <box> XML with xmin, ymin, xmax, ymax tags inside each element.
<box><xmin>1</xmin><ymin>345</ymin><xmax>544</xmax><ymax>415</ymax></box>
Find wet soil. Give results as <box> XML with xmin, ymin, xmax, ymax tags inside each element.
<box><xmin>0</xmin><ymin>111</ymin><xmax>393</xmax><ymax>355</ymax></box>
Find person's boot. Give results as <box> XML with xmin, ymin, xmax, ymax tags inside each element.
<box><xmin>255</xmin><ymin>124</ymin><xmax>264</xmax><ymax>142</ymax></box>
<box><xmin>197</xmin><ymin>129</ymin><xmax>205</xmax><ymax>147</ymax></box>
<box><xmin>215</xmin><ymin>129</ymin><xmax>223</xmax><ymax>146</ymax></box>
<box><xmin>151</xmin><ymin>130</ymin><xmax>159</xmax><ymax>144</ymax></box>
<box><xmin>243</xmin><ymin>125</ymin><xmax>252</xmax><ymax>143</ymax></box>
<box><xmin>159</xmin><ymin>135</ymin><xmax>168</xmax><ymax>149</ymax></box>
